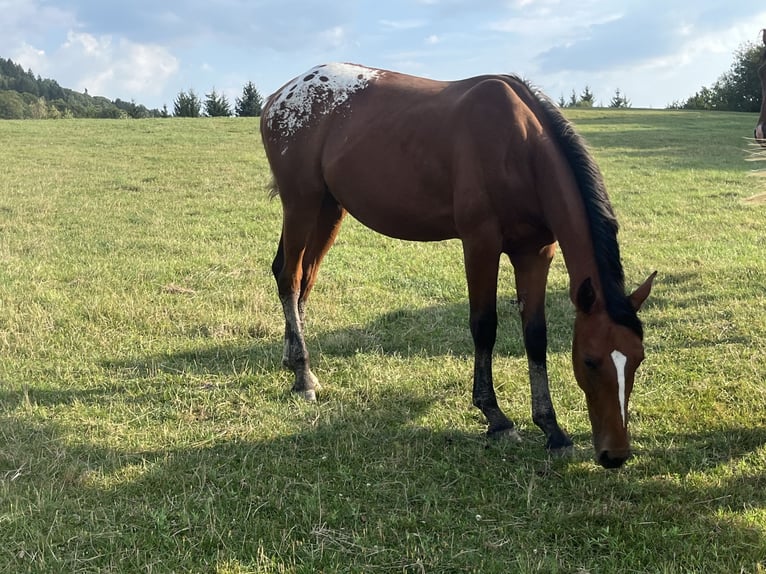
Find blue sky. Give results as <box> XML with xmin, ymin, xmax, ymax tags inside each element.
<box><xmin>2</xmin><ymin>0</ymin><xmax>765</xmax><ymax>111</ymax></box>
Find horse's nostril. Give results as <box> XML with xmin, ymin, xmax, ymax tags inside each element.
<box><xmin>598</xmin><ymin>449</ymin><xmax>630</xmax><ymax>469</ymax></box>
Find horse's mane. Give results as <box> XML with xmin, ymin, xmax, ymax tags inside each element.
<box><xmin>508</xmin><ymin>77</ymin><xmax>644</xmax><ymax>337</ymax></box>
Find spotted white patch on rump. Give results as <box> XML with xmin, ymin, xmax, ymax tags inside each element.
<box><xmin>265</xmin><ymin>63</ymin><xmax>380</xmax><ymax>137</ymax></box>
<box><xmin>610</xmin><ymin>350</ymin><xmax>628</xmax><ymax>427</ymax></box>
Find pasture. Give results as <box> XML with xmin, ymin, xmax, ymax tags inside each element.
<box><xmin>0</xmin><ymin>110</ymin><xmax>764</xmax><ymax>573</ymax></box>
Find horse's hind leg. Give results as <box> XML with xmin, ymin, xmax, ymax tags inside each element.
<box><xmin>510</xmin><ymin>247</ymin><xmax>572</xmax><ymax>452</ymax></box>
<box><xmin>271</xmin><ymin>236</ymin><xmax>299</xmax><ymax>370</ymax></box>
<box><xmin>272</xmin><ymin>192</ymin><xmax>345</xmax><ymax>400</ymax></box>
<box><xmin>300</xmin><ymin>193</ymin><xmax>346</xmax><ymax>306</ymax></box>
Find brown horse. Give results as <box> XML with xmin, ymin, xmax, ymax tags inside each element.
<box><xmin>756</xmin><ymin>29</ymin><xmax>766</xmax><ymax>144</ymax></box>
<box><xmin>261</xmin><ymin>63</ymin><xmax>656</xmax><ymax>469</ymax></box>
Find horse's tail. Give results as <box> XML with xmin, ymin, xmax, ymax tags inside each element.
<box><xmin>259</xmin><ymin>109</ymin><xmax>280</xmax><ymax>200</ymax></box>
<box><xmin>267</xmin><ymin>176</ymin><xmax>280</xmax><ymax>200</ymax></box>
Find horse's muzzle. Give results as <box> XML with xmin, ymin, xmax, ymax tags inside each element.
<box><xmin>597</xmin><ymin>448</ymin><xmax>631</xmax><ymax>469</ymax></box>
<box><xmin>756</xmin><ymin>124</ymin><xmax>766</xmax><ymax>146</ymax></box>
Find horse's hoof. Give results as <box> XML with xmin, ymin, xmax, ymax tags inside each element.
<box><xmin>294</xmin><ymin>388</ymin><xmax>317</xmax><ymax>402</ymax></box>
<box><xmin>548</xmin><ymin>444</ymin><xmax>574</xmax><ymax>458</ymax></box>
<box><xmin>546</xmin><ymin>433</ymin><xmax>573</xmax><ymax>453</ymax></box>
<box><xmin>488</xmin><ymin>427</ymin><xmax>522</xmax><ymax>443</ymax></box>
<box><xmin>291</xmin><ymin>370</ymin><xmax>321</xmax><ymax>401</ymax></box>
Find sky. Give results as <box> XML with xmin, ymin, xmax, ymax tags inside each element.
<box><xmin>2</xmin><ymin>0</ymin><xmax>766</xmax><ymax>111</ymax></box>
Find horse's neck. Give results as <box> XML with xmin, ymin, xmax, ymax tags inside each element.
<box><xmin>539</xmin><ymin>164</ymin><xmax>603</xmax><ymax>303</ymax></box>
<box><xmin>555</xmin><ymin>216</ymin><xmax>602</xmax><ymax>303</ymax></box>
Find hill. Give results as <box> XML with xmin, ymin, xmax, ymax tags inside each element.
<box><xmin>0</xmin><ymin>56</ymin><xmax>165</xmax><ymax>119</ymax></box>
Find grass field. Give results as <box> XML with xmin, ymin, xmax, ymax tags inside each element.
<box><xmin>0</xmin><ymin>109</ymin><xmax>764</xmax><ymax>573</ymax></box>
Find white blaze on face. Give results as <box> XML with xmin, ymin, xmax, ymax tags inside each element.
<box><xmin>610</xmin><ymin>350</ymin><xmax>628</xmax><ymax>427</ymax></box>
<box><xmin>757</xmin><ymin>124</ymin><xmax>765</xmax><ymax>140</ymax></box>
<box><xmin>266</xmin><ymin>63</ymin><xmax>380</xmax><ymax>137</ymax></box>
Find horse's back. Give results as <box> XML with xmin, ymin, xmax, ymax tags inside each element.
<box><xmin>261</xmin><ymin>64</ymin><xmax>545</xmax><ymax>241</ymax></box>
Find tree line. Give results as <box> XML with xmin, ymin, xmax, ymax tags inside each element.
<box><xmin>172</xmin><ymin>82</ymin><xmax>263</xmax><ymax>117</ymax></box>
<box><xmin>668</xmin><ymin>41</ymin><xmax>763</xmax><ymax>111</ymax></box>
<box><xmin>0</xmin><ymin>56</ymin><xmax>264</xmax><ymax>119</ymax></box>
<box><xmin>0</xmin><ymin>57</ymin><xmax>164</xmax><ymax>119</ymax></box>
<box><xmin>0</xmin><ymin>39</ymin><xmax>763</xmax><ymax>119</ymax></box>
<box><xmin>561</xmin><ymin>40</ymin><xmax>763</xmax><ymax>111</ymax></box>
<box><xmin>557</xmin><ymin>86</ymin><xmax>631</xmax><ymax>109</ymax></box>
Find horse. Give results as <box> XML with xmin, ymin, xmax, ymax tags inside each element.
<box><xmin>260</xmin><ymin>63</ymin><xmax>656</xmax><ymax>469</ymax></box>
<box><xmin>756</xmin><ymin>29</ymin><xmax>766</xmax><ymax>144</ymax></box>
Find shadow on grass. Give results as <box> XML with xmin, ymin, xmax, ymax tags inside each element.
<box><xmin>1</xmin><ymin>382</ymin><xmax>765</xmax><ymax>571</ymax></box>
<box><xmin>99</xmin><ymin>288</ymin><xmax>576</xmax><ymax>384</ymax></box>
<box><xmin>310</xmin><ymin>290</ymin><xmax>573</xmax><ymax>360</ymax></box>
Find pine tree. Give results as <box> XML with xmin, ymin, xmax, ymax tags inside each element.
<box><xmin>608</xmin><ymin>88</ymin><xmax>631</xmax><ymax>109</ymax></box>
<box><xmin>204</xmin><ymin>88</ymin><xmax>232</xmax><ymax>117</ymax></box>
<box><xmin>173</xmin><ymin>89</ymin><xmax>201</xmax><ymax>117</ymax></box>
<box><xmin>235</xmin><ymin>81</ymin><xmax>263</xmax><ymax>117</ymax></box>
<box><xmin>579</xmin><ymin>86</ymin><xmax>595</xmax><ymax>108</ymax></box>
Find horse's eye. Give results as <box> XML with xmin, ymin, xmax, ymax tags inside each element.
<box><xmin>584</xmin><ymin>357</ymin><xmax>600</xmax><ymax>370</ymax></box>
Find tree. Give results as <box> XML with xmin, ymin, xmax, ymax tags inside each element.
<box><xmin>235</xmin><ymin>81</ymin><xmax>263</xmax><ymax>117</ymax></box>
<box><xmin>174</xmin><ymin>89</ymin><xmax>201</xmax><ymax>117</ymax></box>
<box><xmin>28</xmin><ymin>97</ymin><xmax>49</xmax><ymax>119</ymax></box>
<box><xmin>0</xmin><ymin>91</ymin><xmax>25</xmax><ymax>119</ymax></box>
<box><xmin>578</xmin><ymin>86</ymin><xmax>595</xmax><ymax>108</ymax></box>
<box><xmin>0</xmin><ymin>55</ymin><xmax>164</xmax><ymax>118</ymax></box>
<box><xmin>204</xmin><ymin>88</ymin><xmax>232</xmax><ymax>117</ymax></box>
<box><xmin>608</xmin><ymin>88</ymin><xmax>631</xmax><ymax>109</ymax></box>
<box><xmin>568</xmin><ymin>89</ymin><xmax>578</xmax><ymax>107</ymax></box>
<box><xmin>565</xmin><ymin>86</ymin><xmax>596</xmax><ymax>108</ymax></box>
<box><xmin>676</xmin><ymin>41</ymin><xmax>763</xmax><ymax>111</ymax></box>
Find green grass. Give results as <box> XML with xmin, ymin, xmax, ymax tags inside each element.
<box><xmin>0</xmin><ymin>110</ymin><xmax>764</xmax><ymax>573</ymax></box>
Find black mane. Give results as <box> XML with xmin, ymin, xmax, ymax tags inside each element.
<box><xmin>523</xmin><ymin>82</ymin><xmax>644</xmax><ymax>337</ymax></box>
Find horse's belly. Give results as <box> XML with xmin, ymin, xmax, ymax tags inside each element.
<box><xmin>350</xmin><ymin>206</ymin><xmax>457</xmax><ymax>241</ymax></box>
<box><xmin>322</xmin><ymin>141</ymin><xmax>456</xmax><ymax>240</ymax></box>
<box><xmin>329</xmin><ymin>180</ymin><xmax>458</xmax><ymax>241</ymax></box>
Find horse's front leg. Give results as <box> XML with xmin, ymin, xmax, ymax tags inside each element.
<box><xmin>463</xmin><ymin>239</ymin><xmax>519</xmax><ymax>440</ymax></box>
<box><xmin>511</xmin><ymin>248</ymin><xmax>572</xmax><ymax>452</ymax></box>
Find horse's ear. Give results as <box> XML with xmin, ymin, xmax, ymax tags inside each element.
<box><xmin>762</xmin><ymin>28</ymin><xmax>766</xmax><ymax>46</ymax></box>
<box><xmin>629</xmin><ymin>271</ymin><xmax>657</xmax><ymax>311</ymax></box>
<box><xmin>575</xmin><ymin>277</ymin><xmax>598</xmax><ymax>314</ymax></box>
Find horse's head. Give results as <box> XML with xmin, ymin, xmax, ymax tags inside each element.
<box><xmin>571</xmin><ymin>272</ymin><xmax>656</xmax><ymax>469</ymax></box>
<box><xmin>755</xmin><ymin>29</ymin><xmax>766</xmax><ymax>146</ymax></box>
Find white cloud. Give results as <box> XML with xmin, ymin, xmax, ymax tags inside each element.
<box><xmin>426</xmin><ymin>35</ymin><xmax>441</xmax><ymax>45</ymax></box>
<box><xmin>53</xmin><ymin>31</ymin><xmax>179</xmax><ymax>101</ymax></box>
<box><xmin>63</xmin><ymin>31</ymin><xmax>109</xmax><ymax>55</ymax></box>
<box><xmin>12</xmin><ymin>43</ymin><xmax>47</xmax><ymax>75</ymax></box>
<box><xmin>380</xmin><ymin>19</ymin><xmax>427</xmax><ymax>31</ymax></box>
<box><xmin>319</xmin><ymin>26</ymin><xmax>347</xmax><ymax>49</ymax></box>
<box><xmin>118</xmin><ymin>42</ymin><xmax>179</xmax><ymax>94</ymax></box>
